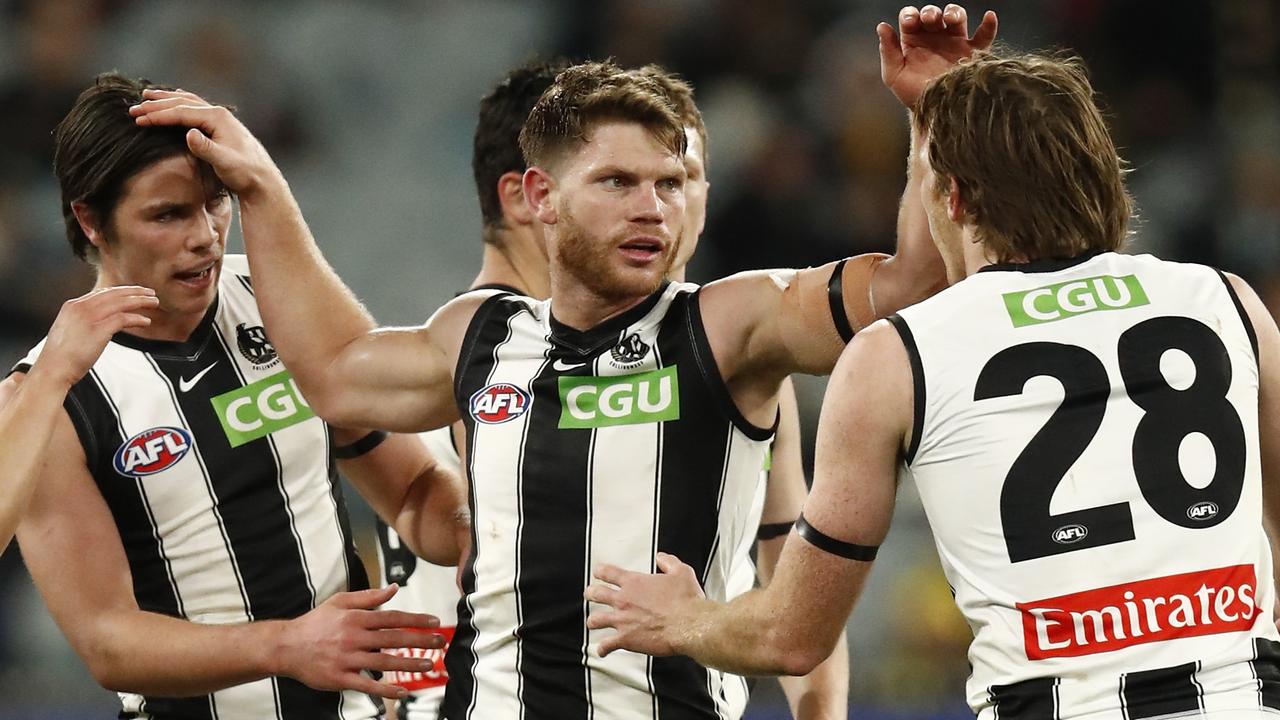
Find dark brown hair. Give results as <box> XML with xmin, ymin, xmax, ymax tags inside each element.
<box><xmin>519</xmin><ymin>60</ymin><xmax>686</xmax><ymax>170</ymax></box>
<box><xmin>54</xmin><ymin>72</ymin><xmax>190</xmax><ymax>261</ymax></box>
<box><xmin>473</xmin><ymin>58</ymin><xmax>570</xmax><ymax>240</ymax></box>
<box><xmin>915</xmin><ymin>52</ymin><xmax>1132</xmax><ymax>262</ymax></box>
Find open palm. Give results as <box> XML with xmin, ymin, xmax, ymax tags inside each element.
<box><xmin>879</xmin><ymin>4</ymin><xmax>999</xmax><ymax>107</ymax></box>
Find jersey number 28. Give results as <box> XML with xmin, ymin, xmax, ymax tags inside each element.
<box><xmin>974</xmin><ymin>316</ymin><xmax>1246</xmax><ymax>563</ymax></box>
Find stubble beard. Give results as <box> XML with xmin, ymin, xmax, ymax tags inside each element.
<box><xmin>554</xmin><ymin>206</ymin><xmax>673</xmax><ymax>304</ymax></box>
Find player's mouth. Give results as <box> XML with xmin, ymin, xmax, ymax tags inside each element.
<box><xmin>173</xmin><ymin>260</ymin><xmax>217</xmax><ymax>290</ymax></box>
<box><xmin>618</xmin><ymin>237</ymin><xmax>666</xmax><ymax>265</ymax></box>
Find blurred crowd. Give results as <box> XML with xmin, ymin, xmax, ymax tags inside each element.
<box><xmin>0</xmin><ymin>0</ymin><xmax>1276</xmax><ymax>717</ymax></box>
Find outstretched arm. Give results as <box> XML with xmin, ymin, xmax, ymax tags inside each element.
<box><xmin>16</xmin><ymin>411</ymin><xmax>445</xmax><ymax>700</ymax></box>
<box><xmin>757</xmin><ymin>379</ymin><xmax>850</xmax><ymax>718</ymax></box>
<box><xmin>129</xmin><ymin>91</ymin><xmax>470</xmax><ymax>433</ymax></box>
<box><xmin>0</xmin><ymin>286</ymin><xmax>157</xmax><ymax>549</ymax></box>
<box><xmin>586</xmin><ymin>321</ymin><xmax>913</xmax><ymax>675</ymax></box>
<box><xmin>700</xmin><ymin>5</ymin><xmax>996</xmax><ymax>395</ymax></box>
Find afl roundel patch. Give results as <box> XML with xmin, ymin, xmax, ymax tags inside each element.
<box><xmin>470</xmin><ymin>383</ymin><xmax>531</xmax><ymax>424</ymax></box>
<box><xmin>113</xmin><ymin>426</ymin><xmax>193</xmax><ymax>477</ymax></box>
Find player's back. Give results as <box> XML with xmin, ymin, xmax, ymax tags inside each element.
<box><xmin>892</xmin><ymin>251</ymin><xmax>1279</xmax><ymax>719</ymax></box>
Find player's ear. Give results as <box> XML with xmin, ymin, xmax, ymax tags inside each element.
<box><xmin>498</xmin><ymin>171</ymin><xmax>535</xmax><ymax>226</ymax></box>
<box><xmin>522</xmin><ymin>166</ymin><xmax>558</xmax><ymax>225</ymax></box>
<box><xmin>946</xmin><ymin>176</ymin><xmax>965</xmax><ymax>223</ymax></box>
<box><xmin>71</xmin><ymin>201</ymin><xmax>108</xmax><ymax>252</ymax></box>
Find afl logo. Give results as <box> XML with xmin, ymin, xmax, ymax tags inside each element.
<box><xmin>1187</xmin><ymin>501</ymin><xmax>1219</xmax><ymax>521</ymax></box>
<box><xmin>114</xmin><ymin>427</ymin><xmax>192</xmax><ymax>477</ymax></box>
<box><xmin>1051</xmin><ymin>524</ymin><xmax>1088</xmax><ymax>545</ymax></box>
<box><xmin>469</xmin><ymin>383</ymin><xmax>531</xmax><ymax>425</ymax></box>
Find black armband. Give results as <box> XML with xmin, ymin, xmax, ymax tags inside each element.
<box><xmin>333</xmin><ymin>430</ymin><xmax>389</xmax><ymax>459</ymax></box>
<box><xmin>795</xmin><ymin>514</ymin><xmax>878</xmax><ymax>561</ymax></box>
<box><xmin>827</xmin><ymin>259</ymin><xmax>856</xmax><ymax>343</ymax></box>
<box><xmin>756</xmin><ymin>521</ymin><xmax>795</xmax><ymax>541</ymax></box>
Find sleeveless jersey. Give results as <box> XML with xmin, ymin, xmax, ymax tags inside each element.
<box><xmin>891</xmin><ymin>252</ymin><xmax>1280</xmax><ymax>719</ymax></box>
<box><xmin>15</xmin><ymin>256</ymin><xmax>378</xmax><ymax>720</ymax></box>
<box><xmin>442</xmin><ymin>281</ymin><xmax>772</xmax><ymax>720</ymax></box>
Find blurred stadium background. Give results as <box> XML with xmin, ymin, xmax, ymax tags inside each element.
<box><xmin>0</xmin><ymin>0</ymin><xmax>1277</xmax><ymax>717</ymax></box>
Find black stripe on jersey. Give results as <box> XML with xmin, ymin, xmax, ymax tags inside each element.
<box><xmin>1253</xmin><ymin>638</ymin><xmax>1280</xmax><ymax>710</ymax></box>
<box><xmin>212</xmin><ymin>324</ymin><xmax>319</xmax><ymax>609</ymax></box>
<box><xmin>517</xmin><ymin>336</ymin><xmax>591</xmax><ymax>720</ymax></box>
<box><xmin>1217</xmin><ymin>268</ymin><xmax>1260</xmax><ymax>362</ymax></box>
<box><xmin>686</xmin><ymin>291</ymin><xmax>774</xmax><ymax>441</ymax></box>
<box><xmin>8</xmin><ymin>361</ymin><xmax>32</xmax><ymax>377</ymax></box>
<box><xmin>987</xmin><ymin>676</ymin><xmax>1059</xmax><ymax>719</ymax></box>
<box><xmin>887</xmin><ymin>315</ymin><xmax>925</xmax><ymax>465</ymax></box>
<box><xmin>79</xmin><ymin>371</ymin><xmax>186</xmax><ymax>618</ymax></box>
<box><xmin>444</xmin><ymin>297</ymin><xmax>524</xmax><ymax>720</ymax></box>
<box><xmin>653</xmin><ymin>291</ymin><xmax>733</xmax><ymax>719</ymax></box>
<box><xmin>147</xmin><ymin>345</ymin><xmax>314</xmax><ymax>621</ymax></box>
<box><xmin>325</xmin><ymin>424</ymin><xmax>369</xmax><ymax>593</ymax></box>
<box><xmin>1119</xmin><ymin>661</ymin><xmax>1202</xmax><ymax>719</ymax></box>
<box><xmin>234</xmin><ymin>273</ymin><xmax>254</xmax><ymax>295</ymax></box>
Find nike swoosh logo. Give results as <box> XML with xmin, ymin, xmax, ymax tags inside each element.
<box><xmin>178</xmin><ymin>363</ymin><xmax>217</xmax><ymax>392</ymax></box>
<box><xmin>552</xmin><ymin>359</ymin><xmax>587</xmax><ymax>371</ymax></box>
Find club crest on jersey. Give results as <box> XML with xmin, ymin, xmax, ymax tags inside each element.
<box><xmin>609</xmin><ymin>332</ymin><xmax>650</xmax><ymax>370</ymax></box>
<box><xmin>236</xmin><ymin>323</ymin><xmax>279</xmax><ymax>368</ymax></box>
<box><xmin>470</xmin><ymin>383</ymin><xmax>531</xmax><ymax>424</ymax></box>
<box><xmin>113</xmin><ymin>427</ymin><xmax>192</xmax><ymax>477</ymax></box>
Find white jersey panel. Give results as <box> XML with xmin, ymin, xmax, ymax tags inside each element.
<box><xmin>894</xmin><ymin>252</ymin><xmax>1275</xmax><ymax>719</ymax></box>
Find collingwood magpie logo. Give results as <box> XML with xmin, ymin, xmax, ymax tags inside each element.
<box><xmin>609</xmin><ymin>332</ymin><xmax>649</xmax><ymax>369</ymax></box>
<box><xmin>236</xmin><ymin>323</ymin><xmax>279</xmax><ymax>368</ymax></box>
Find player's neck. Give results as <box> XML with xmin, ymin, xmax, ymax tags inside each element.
<box><xmin>473</xmin><ymin>229</ymin><xmax>550</xmax><ymax>299</ymax></box>
<box><xmin>549</xmin><ymin>278</ymin><xmax>651</xmax><ymax>332</ymax></box>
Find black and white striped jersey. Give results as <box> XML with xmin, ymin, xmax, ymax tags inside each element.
<box><xmin>443</xmin><ymin>281</ymin><xmax>773</xmax><ymax>720</ymax></box>
<box><xmin>15</xmin><ymin>256</ymin><xmax>378</xmax><ymax>720</ymax></box>
<box><xmin>892</xmin><ymin>252</ymin><xmax>1280</xmax><ymax>719</ymax></box>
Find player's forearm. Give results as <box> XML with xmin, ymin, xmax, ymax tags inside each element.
<box><xmin>235</xmin><ymin>178</ymin><xmax>377</xmax><ymax>412</ymax></box>
<box><xmin>85</xmin><ymin>609</ymin><xmax>283</xmax><ymax>695</ymax></box>
<box><xmin>872</xmin><ymin>121</ymin><xmax>947</xmax><ymax>316</ymax></box>
<box><xmin>778</xmin><ymin>632</ymin><xmax>850</xmax><ymax>720</ymax></box>
<box><xmin>674</xmin><ymin>591</ymin><xmax>833</xmax><ymax>677</ymax></box>
<box><xmin>395</xmin><ymin>464</ymin><xmax>470</xmax><ymax>566</ymax></box>
<box><xmin>0</xmin><ymin>369</ymin><xmax>73</xmax><ymax>544</ymax></box>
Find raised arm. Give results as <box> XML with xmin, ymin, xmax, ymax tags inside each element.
<box><xmin>698</xmin><ymin>6</ymin><xmax>995</xmax><ymax>393</ymax></box>
<box><xmin>129</xmin><ymin>91</ymin><xmax>469</xmax><ymax>432</ymax></box>
<box><xmin>0</xmin><ymin>286</ymin><xmax>157</xmax><ymax>548</ymax></box>
<box><xmin>757</xmin><ymin>378</ymin><xmax>850</xmax><ymax>718</ymax></box>
<box><xmin>16</xmin><ymin>410</ymin><xmax>445</xmax><ymax>700</ymax></box>
<box><xmin>585</xmin><ymin>321</ymin><xmax>912</xmax><ymax>675</ymax></box>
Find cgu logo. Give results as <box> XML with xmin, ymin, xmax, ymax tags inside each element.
<box><xmin>558</xmin><ymin>366</ymin><xmax>680</xmax><ymax>429</ymax></box>
<box><xmin>114</xmin><ymin>427</ymin><xmax>192</xmax><ymax>477</ymax></box>
<box><xmin>470</xmin><ymin>383</ymin><xmax>531</xmax><ymax>424</ymax></box>
<box><xmin>211</xmin><ymin>370</ymin><xmax>316</xmax><ymax>448</ymax></box>
<box><xmin>1052</xmin><ymin>524</ymin><xmax>1088</xmax><ymax>544</ymax></box>
<box><xmin>1188</xmin><ymin>502</ymin><xmax>1220</xmax><ymax>521</ymax></box>
<box><xmin>1003</xmin><ymin>274</ymin><xmax>1150</xmax><ymax>328</ymax></box>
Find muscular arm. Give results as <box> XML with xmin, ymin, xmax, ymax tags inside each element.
<box><xmin>336</xmin><ymin>429</ymin><xmax>469</xmax><ymax>566</ymax></box>
<box><xmin>756</xmin><ymin>379</ymin><xmax>850</xmax><ymax>718</ymax></box>
<box><xmin>587</xmin><ymin>322</ymin><xmax>912</xmax><ymax>675</ymax></box>
<box><xmin>17</xmin><ymin>411</ymin><xmax>443</xmax><ymax>699</ymax></box>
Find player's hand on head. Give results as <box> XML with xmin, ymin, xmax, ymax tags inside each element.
<box><xmin>584</xmin><ymin>552</ymin><xmax>705</xmax><ymax>658</ymax></box>
<box><xmin>39</xmin><ymin>286</ymin><xmax>158</xmax><ymax>386</ymax></box>
<box><xmin>128</xmin><ymin>88</ymin><xmax>283</xmax><ymax>198</ymax></box>
<box><xmin>276</xmin><ymin>584</ymin><xmax>446</xmax><ymax>700</ymax></box>
<box><xmin>878</xmin><ymin>4</ymin><xmax>999</xmax><ymax>107</ymax></box>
